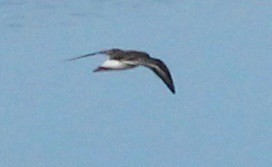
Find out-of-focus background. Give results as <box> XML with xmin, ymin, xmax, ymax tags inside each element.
<box><xmin>1</xmin><ymin>1</ymin><xmax>272</xmax><ymax>167</ymax></box>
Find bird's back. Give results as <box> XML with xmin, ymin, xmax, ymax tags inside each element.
<box><xmin>126</xmin><ymin>50</ymin><xmax>150</xmax><ymax>58</ymax></box>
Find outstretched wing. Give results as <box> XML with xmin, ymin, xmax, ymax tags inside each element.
<box><xmin>65</xmin><ymin>49</ymin><xmax>114</xmax><ymax>61</ymax></box>
<box><xmin>66</xmin><ymin>48</ymin><xmax>127</xmax><ymax>61</ymax></box>
<box><xmin>140</xmin><ymin>58</ymin><xmax>175</xmax><ymax>94</ymax></box>
<box><xmin>66</xmin><ymin>53</ymin><xmax>98</xmax><ymax>61</ymax></box>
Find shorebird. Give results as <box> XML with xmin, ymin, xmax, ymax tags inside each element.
<box><xmin>67</xmin><ymin>48</ymin><xmax>175</xmax><ymax>94</ymax></box>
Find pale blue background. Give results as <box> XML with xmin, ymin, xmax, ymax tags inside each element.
<box><xmin>1</xmin><ymin>1</ymin><xmax>272</xmax><ymax>167</ymax></box>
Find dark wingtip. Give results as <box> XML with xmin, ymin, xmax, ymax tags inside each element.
<box><xmin>169</xmin><ymin>86</ymin><xmax>176</xmax><ymax>94</ymax></box>
<box><xmin>65</xmin><ymin>51</ymin><xmax>104</xmax><ymax>62</ymax></box>
<box><xmin>65</xmin><ymin>57</ymin><xmax>79</xmax><ymax>62</ymax></box>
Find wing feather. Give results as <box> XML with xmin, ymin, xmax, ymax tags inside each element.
<box><xmin>140</xmin><ymin>58</ymin><xmax>175</xmax><ymax>94</ymax></box>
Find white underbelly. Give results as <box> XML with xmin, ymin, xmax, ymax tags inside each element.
<box><xmin>101</xmin><ymin>59</ymin><xmax>134</xmax><ymax>69</ymax></box>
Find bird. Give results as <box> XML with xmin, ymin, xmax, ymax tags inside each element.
<box><xmin>67</xmin><ymin>48</ymin><xmax>175</xmax><ymax>94</ymax></box>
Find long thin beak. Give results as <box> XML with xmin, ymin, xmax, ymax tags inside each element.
<box><xmin>66</xmin><ymin>51</ymin><xmax>104</xmax><ymax>61</ymax></box>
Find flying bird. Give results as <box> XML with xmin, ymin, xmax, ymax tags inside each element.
<box><xmin>67</xmin><ymin>48</ymin><xmax>175</xmax><ymax>94</ymax></box>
